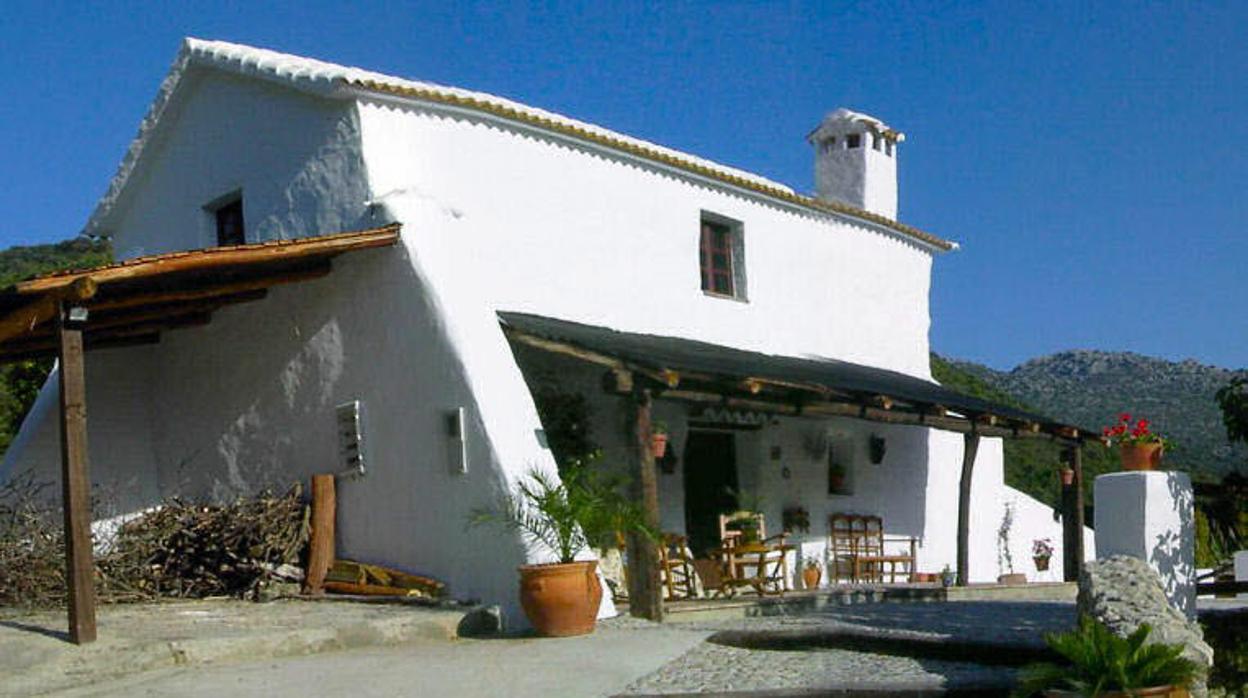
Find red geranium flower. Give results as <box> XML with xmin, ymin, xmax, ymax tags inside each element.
<box><xmin>1118</xmin><ymin>412</ymin><xmax>1131</xmax><ymax>423</ymax></box>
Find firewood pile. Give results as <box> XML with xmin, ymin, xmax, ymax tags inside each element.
<box><xmin>0</xmin><ymin>474</ymin><xmax>310</xmax><ymax>607</ymax></box>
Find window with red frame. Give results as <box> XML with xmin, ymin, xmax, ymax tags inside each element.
<box><xmin>699</xmin><ymin>220</ymin><xmax>736</xmax><ymax>296</ymax></box>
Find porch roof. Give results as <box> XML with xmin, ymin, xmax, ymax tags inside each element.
<box><xmin>0</xmin><ymin>224</ymin><xmax>401</xmax><ymax>362</ymax></box>
<box><xmin>500</xmin><ymin>311</ymin><xmax>1090</xmax><ymax>443</ymax></box>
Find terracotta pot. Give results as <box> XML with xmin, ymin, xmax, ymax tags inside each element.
<box><xmin>997</xmin><ymin>573</ymin><xmax>1027</xmax><ymax>586</ymax></box>
<box><xmin>517</xmin><ymin>560</ymin><xmax>602</xmax><ymax>637</ymax></box>
<box><xmin>802</xmin><ymin>566</ymin><xmax>822</xmax><ymax>590</ymax></box>
<box><xmin>1033</xmin><ymin>555</ymin><xmax>1051</xmax><ymax>572</ymax></box>
<box><xmin>1120</xmin><ymin>442</ymin><xmax>1163</xmax><ymax>471</ymax></box>
<box><xmin>650</xmin><ymin>433</ymin><xmax>668</xmax><ymax>459</ymax></box>
<box><xmin>1059</xmin><ymin>468</ymin><xmax>1075</xmax><ymax>486</ymax></box>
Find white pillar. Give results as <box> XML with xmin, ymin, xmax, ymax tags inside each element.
<box><xmin>1234</xmin><ymin>550</ymin><xmax>1248</xmax><ymax>600</ymax></box>
<box><xmin>1094</xmin><ymin>471</ymin><xmax>1196</xmax><ymax>618</ymax></box>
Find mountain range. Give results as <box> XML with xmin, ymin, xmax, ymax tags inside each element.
<box><xmin>945</xmin><ymin>350</ymin><xmax>1248</xmax><ymax>483</ymax></box>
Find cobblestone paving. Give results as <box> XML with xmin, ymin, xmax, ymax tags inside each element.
<box><xmin>611</xmin><ymin>601</ymin><xmax>1077</xmax><ymax>694</ymax></box>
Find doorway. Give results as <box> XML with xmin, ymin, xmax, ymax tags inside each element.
<box><xmin>682</xmin><ymin>430</ymin><xmax>738</xmax><ymax>557</ymax></box>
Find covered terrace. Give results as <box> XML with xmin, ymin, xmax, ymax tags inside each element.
<box><xmin>499</xmin><ymin>312</ymin><xmax>1095</xmax><ymax>622</ymax></box>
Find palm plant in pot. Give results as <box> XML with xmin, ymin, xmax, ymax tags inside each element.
<box><xmin>470</xmin><ymin>465</ymin><xmax>655</xmax><ymax>637</ymax></box>
<box><xmin>1013</xmin><ymin>616</ymin><xmax>1199</xmax><ymax>697</ymax></box>
<box><xmin>1102</xmin><ymin>413</ymin><xmax>1170</xmax><ymax>472</ymax></box>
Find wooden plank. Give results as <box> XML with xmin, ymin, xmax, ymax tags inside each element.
<box><xmin>57</xmin><ymin>305</ymin><xmax>96</xmax><ymax>644</ymax></box>
<box><xmin>1071</xmin><ymin>445</ymin><xmax>1085</xmax><ymax>578</ymax></box>
<box><xmin>625</xmin><ymin>390</ymin><xmax>663</xmax><ymax>621</ymax></box>
<box><xmin>14</xmin><ymin>225</ymin><xmax>399</xmax><ymax>295</ymax></box>
<box><xmin>956</xmin><ymin>433</ymin><xmax>980</xmax><ymax>587</ymax></box>
<box><xmin>304</xmin><ymin>474</ymin><xmax>336</xmax><ymax>595</ymax></box>
<box><xmin>85</xmin><ymin>265</ymin><xmax>326</xmax><ymax>313</ymax></box>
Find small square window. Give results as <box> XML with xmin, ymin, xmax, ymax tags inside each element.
<box><xmin>699</xmin><ymin>216</ymin><xmax>746</xmax><ymax>300</ymax></box>
<box><xmin>821</xmin><ymin>137</ymin><xmax>836</xmax><ymax>154</ymax></box>
<box><xmin>846</xmin><ymin>133</ymin><xmax>862</xmax><ymax>149</ymax></box>
<box><xmin>872</xmin><ymin>133</ymin><xmax>882</xmax><ymax>151</ymax></box>
<box><xmin>214</xmin><ymin>199</ymin><xmax>245</xmax><ymax>246</ymax></box>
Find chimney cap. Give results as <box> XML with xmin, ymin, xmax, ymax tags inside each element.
<box><xmin>807</xmin><ymin>108</ymin><xmax>905</xmax><ymax>144</ymax></box>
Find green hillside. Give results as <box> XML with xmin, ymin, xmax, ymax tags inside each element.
<box><xmin>931</xmin><ymin>354</ymin><xmax>1120</xmax><ymax>510</ymax></box>
<box><xmin>0</xmin><ymin>237</ymin><xmax>112</xmax><ymax>453</ymax></box>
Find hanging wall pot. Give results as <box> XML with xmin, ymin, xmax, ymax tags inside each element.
<box><xmin>869</xmin><ymin>435</ymin><xmax>887</xmax><ymax>465</ymax></box>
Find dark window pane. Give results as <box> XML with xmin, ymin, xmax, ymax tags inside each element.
<box><xmin>215</xmin><ymin>199</ymin><xmax>245</xmax><ymax>246</ymax></box>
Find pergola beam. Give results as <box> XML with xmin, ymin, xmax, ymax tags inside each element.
<box><xmin>956</xmin><ymin>432</ymin><xmax>980</xmax><ymax>587</ymax></box>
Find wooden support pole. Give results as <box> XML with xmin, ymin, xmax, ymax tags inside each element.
<box><xmin>625</xmin><ymin>389</ymin><xmax>663</xmax><ymax>621</ymax></box>
<box><xmin>956</xmin><ymin>432</ymin><xmax>980</xmax><ymax>587</ymax></box>
<box><xmin>1060</xmin><ymin>445</ymin><xmax>1086</xmax><ymax>582</ymax></box>
<box><xmin>304</xmin><ymin>474</ymin><xmax>336</xmax><ymax>595</ymax></box>
<box><xmin>57</xmin><ymin>304</ymin><xmax>96</xmax><ymax>644</ymax></box>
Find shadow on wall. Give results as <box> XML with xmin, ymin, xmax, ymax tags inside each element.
<box><xmin>137</xmin><ymin>242</ymin><xmax>530</xmax><ymax>608</ymax></box>
<box><xmin>1151</xmin><ymin>472</ymin><xmax>1196</xmax><ymax>617</ymax></box>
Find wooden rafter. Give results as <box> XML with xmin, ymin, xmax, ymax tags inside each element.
<box><xmin>515</xmin><ymin>328</ymin><xmax>1084</xmax><ymax>444</ymax></box>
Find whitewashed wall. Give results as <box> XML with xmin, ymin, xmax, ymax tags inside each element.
<box><xmin>355</xmin><ymin>98</ymin><xmax>937</xmax><ymax>380</ymax></box>
<box><xmin>102</xmin><ymin>70</ymin><xmax>372</xmax><ymax>257</ymax></box>
<box><xmin>0</xmin><ymin>347</ymin><xmax>160</xmax><ymax>515</ymax></box>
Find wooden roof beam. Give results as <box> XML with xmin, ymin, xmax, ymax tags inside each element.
<box><xmin>86</xmin><ymin>264</ymin><xmax>328</xmax><ymax>313</ymax></box>
<box><xmin>0</xmin><ymin>277</ymin><xmax>97</xmax><ymax>345</ymax></box>
<box><xmin>14</xmin><ymin>225</ymin><xmax>399</xmax><ymax>295</ymax></box>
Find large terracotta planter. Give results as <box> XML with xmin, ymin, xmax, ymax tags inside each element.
<box><xmin>997</xmin><ymin>573</ymin><xmax>1027</xmax><ymax>585</ymax></box>
<box><xmin>802</xmin><ymin>566</ymin><xmax>822</xmax><ymax>590</ymax></box>
<box><xmin>517</xmin><ymin>560</ymin><xmax>602</xmax><ymax>637</ymax></box>
<box><xmin>1120</xmin><ymin>443</ymin><xmax>1163</xmax><ymax>471</ymax></box>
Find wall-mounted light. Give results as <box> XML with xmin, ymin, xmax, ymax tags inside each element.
<box><xmin>447</xmin><ymin>406</ymin><xmax>469</xmax><ymax>475</ymax></box>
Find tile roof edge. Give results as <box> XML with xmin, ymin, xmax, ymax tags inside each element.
<box><xmin>80</xmin><ymin>38</ymin><xmax>956</xmax><ymax>253</ymax></box>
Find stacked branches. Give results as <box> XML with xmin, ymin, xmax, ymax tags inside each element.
<box><xmin>0</xmin><ymin>476</ymin><xmax>309</xmax><ymax>608</ymax></box>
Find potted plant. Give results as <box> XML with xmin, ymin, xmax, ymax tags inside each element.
<box><xmin>650</xmin><ymin>421</ymin><xmax>669</xmax><ymax>459</ymax></box>
<box><xmin>782</xmin><ymin>506</ymin><xmax>811</xmax><ymax>534</ymax></box>
<box><xmin>940</xmin><ymin>565</ymin><xmax>955</xmax><ymax>588</ymax></box>
<box><xmin>1014</xmin><ymin>616</ymin><xmax>1199</xmax><ymax>697</ymax></box>
<box><xmin>802</xmin><ymin>558</ymin><xmax>823</xmax><ymax>589</ymax></box>
<box><xmin>470</xmin><ymin>466</ymin><xmax>655</xmax><ymax>637</ymax></box>
<box><xmin>997</xmin><ymin>502</ymin><xmax>1027</xmax><ymax>585</ymax></box>
<box><xmin>1102</xmin><ymin>413</ymin><xmax>1170</xmax><ymax>472</ymax></box>
<box><xmin>1033</xmin><ymin>538</ymin><xmax>1054</xmax><ymax>572</ymax></box>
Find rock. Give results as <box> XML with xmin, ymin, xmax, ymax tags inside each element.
<box><xmin>1078</xmin><ymin>555</ymin><xmax>1213</xmax><ymax>696</ymax></box>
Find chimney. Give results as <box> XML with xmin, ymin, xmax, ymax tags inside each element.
<box><xmin>807</xmin><ymin>108</ymin><xmax>904</xmax><ymax>220</ymax></box>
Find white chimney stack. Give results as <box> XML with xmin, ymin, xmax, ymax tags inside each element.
<box><xmin>807</xmin><ymin>108</ymin><xmax>904</xmax><ymax>220</ymax></box>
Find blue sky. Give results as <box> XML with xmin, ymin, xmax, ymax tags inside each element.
<box><xmin>2</xmin><ymin>1</ymin><xmax>1244</xmax><ymax>370</ymax></box>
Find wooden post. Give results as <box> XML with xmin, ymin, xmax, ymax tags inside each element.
<box><xmin>625</xmin><ymin>389</ymin><xmax>663</xmax><ymax>621</ymax></box>
<box><xmin>1060</xmin><ymin>445</ymin><xmax>1086</xmax><ymax>582</ymax></box>
<box><xmin>956</xmin><ymin>432</ymin><xmax>980</xmax><ymax>587</ymax></box>
<box><xmin>304</xmin><ymin>474</ymin><xmax>336</xmax><ymax>594</ymax></box>
<box><xmin>57</xmin><ymin>304</ymin><xmax>96</xmax><ymax>644</ymax></box>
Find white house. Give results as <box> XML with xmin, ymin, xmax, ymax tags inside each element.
<box><xmin>0</xmin><ymin>39</ymin><xmax>1093</xmax><ymax>626</ymax></box>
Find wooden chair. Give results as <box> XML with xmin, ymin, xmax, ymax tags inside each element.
<box><xmin>657</xmin><ymin>533</ymin><xmax>699</xmax><ymax>600</ymax></box>
<box><xmin>716</xmin><ymin>512</ymin><xmax>792</xmax><ymax>595</ymax></box>
<box><xmin>827</xmin><ymin>513</ymin><xmax>917</xmax><ymax>584</ymax></box>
